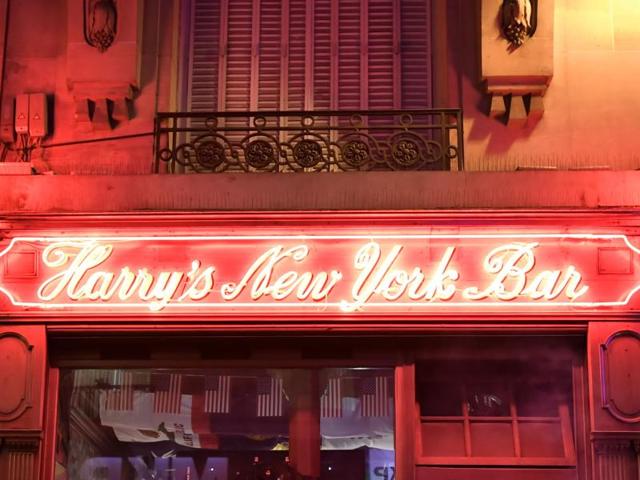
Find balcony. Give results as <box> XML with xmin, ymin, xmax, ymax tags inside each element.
<box><xmin>154</xmin><ymin>110</ymin><xmax>464</xmax><ymax>173</ymax></box>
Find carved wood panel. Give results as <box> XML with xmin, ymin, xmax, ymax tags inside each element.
<box><xmin>589</xmin><ymin>323</ymin><xmax>640</xmax><ymax>432</ymax></box>
<box><xmin>0</xmin><ymin>326</ymin><xmax>46</xmax><ymax>430</ymax></box>
<box><xmin>601</xmin><ymin>331</ymin><xmax>640</xmax><ymax>423</ymax></box>
<box><xmin>593</xmin><ymin>439</ymin><xmax>637</xmax><ymax>480</ymax></box>
<box><xmin>0</xmin><ymin>333</ymin><xmax>33</xmax><ymax>422</ymax></box>
<box><xmin>0</xmin><ymin>436</ymin><xmax>40</xmax><ymax>480</ymax></box>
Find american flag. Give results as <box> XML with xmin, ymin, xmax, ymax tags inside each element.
<box><xmin>153</xmin><ymin>373</ymin><xmax>182</xmax><ymax>414</ymax></box>
<box><xmin>360</xmin><ymin>376</ymin><xmax>391</xmax><ymax>417</ymax></box>
<box><xmin>256</xmin><ymin>376</ymin><xmax>284</xmax><ymax>417</ymax></box>
<box><xmin>321</xmin><ymin>377</ymin><xmax>342</xmax><ymax>418</ymax></box>
<box><xmin>204</xmin><ymin>375</ymin><xmax>231</xmax><ymax>414</ymax></box>
<box><xmin>105</xmin><ymin>370</ymin><xmax>134</xmax><ymax>411</ymax></box>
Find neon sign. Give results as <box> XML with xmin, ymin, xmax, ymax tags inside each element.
<box><xmin>1</xmin><ymin>233</ymin><xmax>639</xmax><ymax>313</ymax></box>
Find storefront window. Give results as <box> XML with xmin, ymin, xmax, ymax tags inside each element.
<box><xmin>416</xmin><ymin>357</ymin><xmax>575</xmax><ymax>466</ymax></box>
<box><xmin>55</xmin><ymin>368</ymin><xmax>394</xmax><ymax>479</ymax></box>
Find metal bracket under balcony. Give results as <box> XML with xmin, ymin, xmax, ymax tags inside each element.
<box><xmin>154</xmin><ymin>110</ymin><xmax>464</xmax><ymax>173</ymax></box>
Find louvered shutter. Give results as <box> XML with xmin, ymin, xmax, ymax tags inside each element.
<box><xmin>337</xmin><ymin>0</ymin><xmax>363</xmax><ymax>112</ymax></box>
<box><xmin>186</xmin><ymin>0</ymin><xmax>433</xmax><ymax>114</ymax></box>
<box><xmin>287</xmin><ymin>0</ymin><xmax>306</xmax><ymax>111</ymax></box>
<box><xmin>257</xmin><ymin>0</ymin><xmax>282</xmax><ymax>110</ymax></box>
<box><xmin>368</xmin><ymin>0</ymin><xmax>395</xmax><ymax>110</ymax></box>
<box><xmin>313</xmin><ymin>0</ymin><xmax>331</xmax><ymax>111</ymax></box>
<box><xmin>224</xmin><ymin>0</ymin><xmax>252</xmax><ymax>112</ymax></box>
<box><xmin>400</xmin><ymin>0</ymin><xmax>432</xmax><ymax>108</ymax></box>
<box><xmin>187</xmin><ymin>0</ymin><xmax>220</xmax><ymax>113</ymax></box>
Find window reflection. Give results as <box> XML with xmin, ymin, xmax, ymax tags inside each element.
<box><xmin>56</xmin><ymin>368</ymin><xmax>394</xmax><ymax>480</ymax></box>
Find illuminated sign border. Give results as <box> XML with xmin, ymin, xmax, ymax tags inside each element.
<box><xmin>1</xmin><ymin>233</ymin><xmax>639</xmax><ymax>311</ymax></box>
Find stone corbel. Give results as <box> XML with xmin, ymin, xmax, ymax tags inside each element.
<box><xmin>70</xmin><ymin>82</ymin><xmax>134</xmax><ymax>131</ymax></box>
<box><xmin>481</xmin><ymin>0</ymin><xmax>554</xmax><ymax>126</ymax></box>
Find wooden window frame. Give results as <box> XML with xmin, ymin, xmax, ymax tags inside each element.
<box><xmin>413</xmin><ymin>337</ymin><xmax>586</xmax><ymax>472</ymax></box>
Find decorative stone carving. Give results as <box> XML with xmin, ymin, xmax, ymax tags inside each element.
<box><xmin>84</xmin><ymin>0</ymin><xmax>117</xmax><ymax>52</ymax></box>
<box><xmin>501</xmin><ymin>0</ymin><xmax>537</xmax><ymax>47</ymax></box>
<box><xmin>600</xmin><ymin>331</ymin><xmax>640</xmax><ymax>423</ymax></box>
<box><xmin>0</xmin><ymin>333</ymin><xmax>33</xmax><ymax>422</ymax></box>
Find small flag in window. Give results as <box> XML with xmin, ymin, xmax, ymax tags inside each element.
<box><xmin>105</xmin><ymin>370</ymin><xmax>134</xmax><ymax>411</ymax></box>
<box><xmin>321</xmin><ymin>377</ymin><xmax>342</xmax><ymax>418</ymax></box>
<box><xmin>257</xmin><ymin>376</ymin><xmax>284</xmax><ymax>417</ymax></box>
<box><xmin>360</xmin><ymin>376</ymin><xmax>391</xmax><ymax>417</ymax></box>
<box><xmin>153</xmin><ymin>373</ymin><xmax>182</xmax><ymax>414</ymax></box>
<box><xmin>204</xmin><ymin>375</ymin><xmax>231</xmax><ymax>414</ymax></box>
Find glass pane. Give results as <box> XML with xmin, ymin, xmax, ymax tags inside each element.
<box><xmin>515</xmin><ymin>380</ymin><xmax>564</xmax><ymax>417</ymax></box>
<box><xmin>320</xmin><ymin>368</ymin><xmax>395</xmax><ymax>480</ymax></box>
<box><xmin>470</xmin><ymin>422</ymin><xmax>514</xmax><ymax>457</ymax></box>
<box><xmin>520</xmin><ymin>422</ymin><xmax>565</xmax><ymax>457</ymax></box>
<box><xmin>420</xmin><ymin>422</ymin><xmax>466</xmax><ymax>457</ymax></box>
<box><xmin>416</xmin><ymin>381</ymin><xmax>462</xmax><ymax>416</ymax></box>
<box><xmin>56</xmin><ymin>367</ymin><xmax>394</xmax><ymax>480</ymax></box>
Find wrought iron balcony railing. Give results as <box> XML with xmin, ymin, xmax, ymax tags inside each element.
<box><xmin>154</xmin><ymin>109</ymin><xmax>464</xmax><ymax>173</ymax></box>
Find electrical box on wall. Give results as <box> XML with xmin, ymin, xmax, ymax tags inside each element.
<box><xmin>28</xmin><ymin>93</ymin><xmax>48</xmax><ymax>137</ymax></box>
<box><xmin>13</xmin><ymin>93</ymin><xmax>49</xmax><ymax>137</ymax></box>
<box><xmin>0</xmin><ymin>100</ymin><xmax>14</xmax><ymax>143</ymax></box>
<box><xmin>14</xmin><ymin>94</ymin><xmax>29</xmax><ymax>134</ymax></box>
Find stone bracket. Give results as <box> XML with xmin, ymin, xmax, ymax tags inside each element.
<box><xmin>70</xmin><ymin>82</ymin><xmax>134</xmax><ymax>131</ymax></box>
<box><xmin>489</xmin><ymin>94</ymin><xmax>544</xmax><ymax>126</ymax></box>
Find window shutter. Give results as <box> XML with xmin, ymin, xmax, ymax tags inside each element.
<box><xmin>224</xmin><ymin>0</ymin><xmax>252</xmax><ymax>112</ymax></box>
<box><xmin>186</xmin><ymin>0</ymin><xmax>433</xmax><ymax>113</ymax></box>
<box><xmin>368</xmin><ymin>0</ymin><xmax>395</xmax><ymax>110</ymax></box>
<box><xmin>313</xmin><ymin>0</ymin><xmax>332</xmax><ymax>112</ymax></box>
<box><xmin>287</xmin><ymin>0</ymin><xmax>306</xmax><ymax>111</ymax></box>
<box><xmin>337</xmin><ymin>0</ymin><xmax>363</xmax><ymax>112</ymax></box>
<box><xmin>257</xmin><ymin>0</ymin><xmax>283</xmax><ymax>110</ymax></box>
<box><xmin>187</xmin><ymin>0</ymin><xmax>221</xmax><ymax>113</ymax></box>
<box><xmin>400</xmin><ymin>0</ymin><xmax>432</xmax><ymax>108</ymax></box>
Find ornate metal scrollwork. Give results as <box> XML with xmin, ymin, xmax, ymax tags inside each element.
<box><xmin>84</xmin><ymin>0</ymin><xmax>118</xmax><ymax>53</ymax></box>
<box><xmin>154</xmin><ymin>109</ymin><xmax>464</xmax><ymax>173</ymax></box>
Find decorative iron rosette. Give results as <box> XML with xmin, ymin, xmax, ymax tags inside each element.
<box><xmin>172</xmin><ymin>134</ymin><xmax>235</xmax><ymax>172</ymax></box>
<box><xmin>285</xmin><ymin>133</ymin><xmax>330</xmax><ymax>171</ymax></box>
<box><xmin>240</xmin><ymin>135</ymin><xmax>280</xmax><ymax>172</ymax></box>
<box><xmin>334</xmin><ymin>132</ymin><xmax>385</xmax><ymax>171</ymax></box>
<box><xmin>386</xmin><ymin>132</ymin><xmax>444</xmax><ymax>170</ymax></box>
